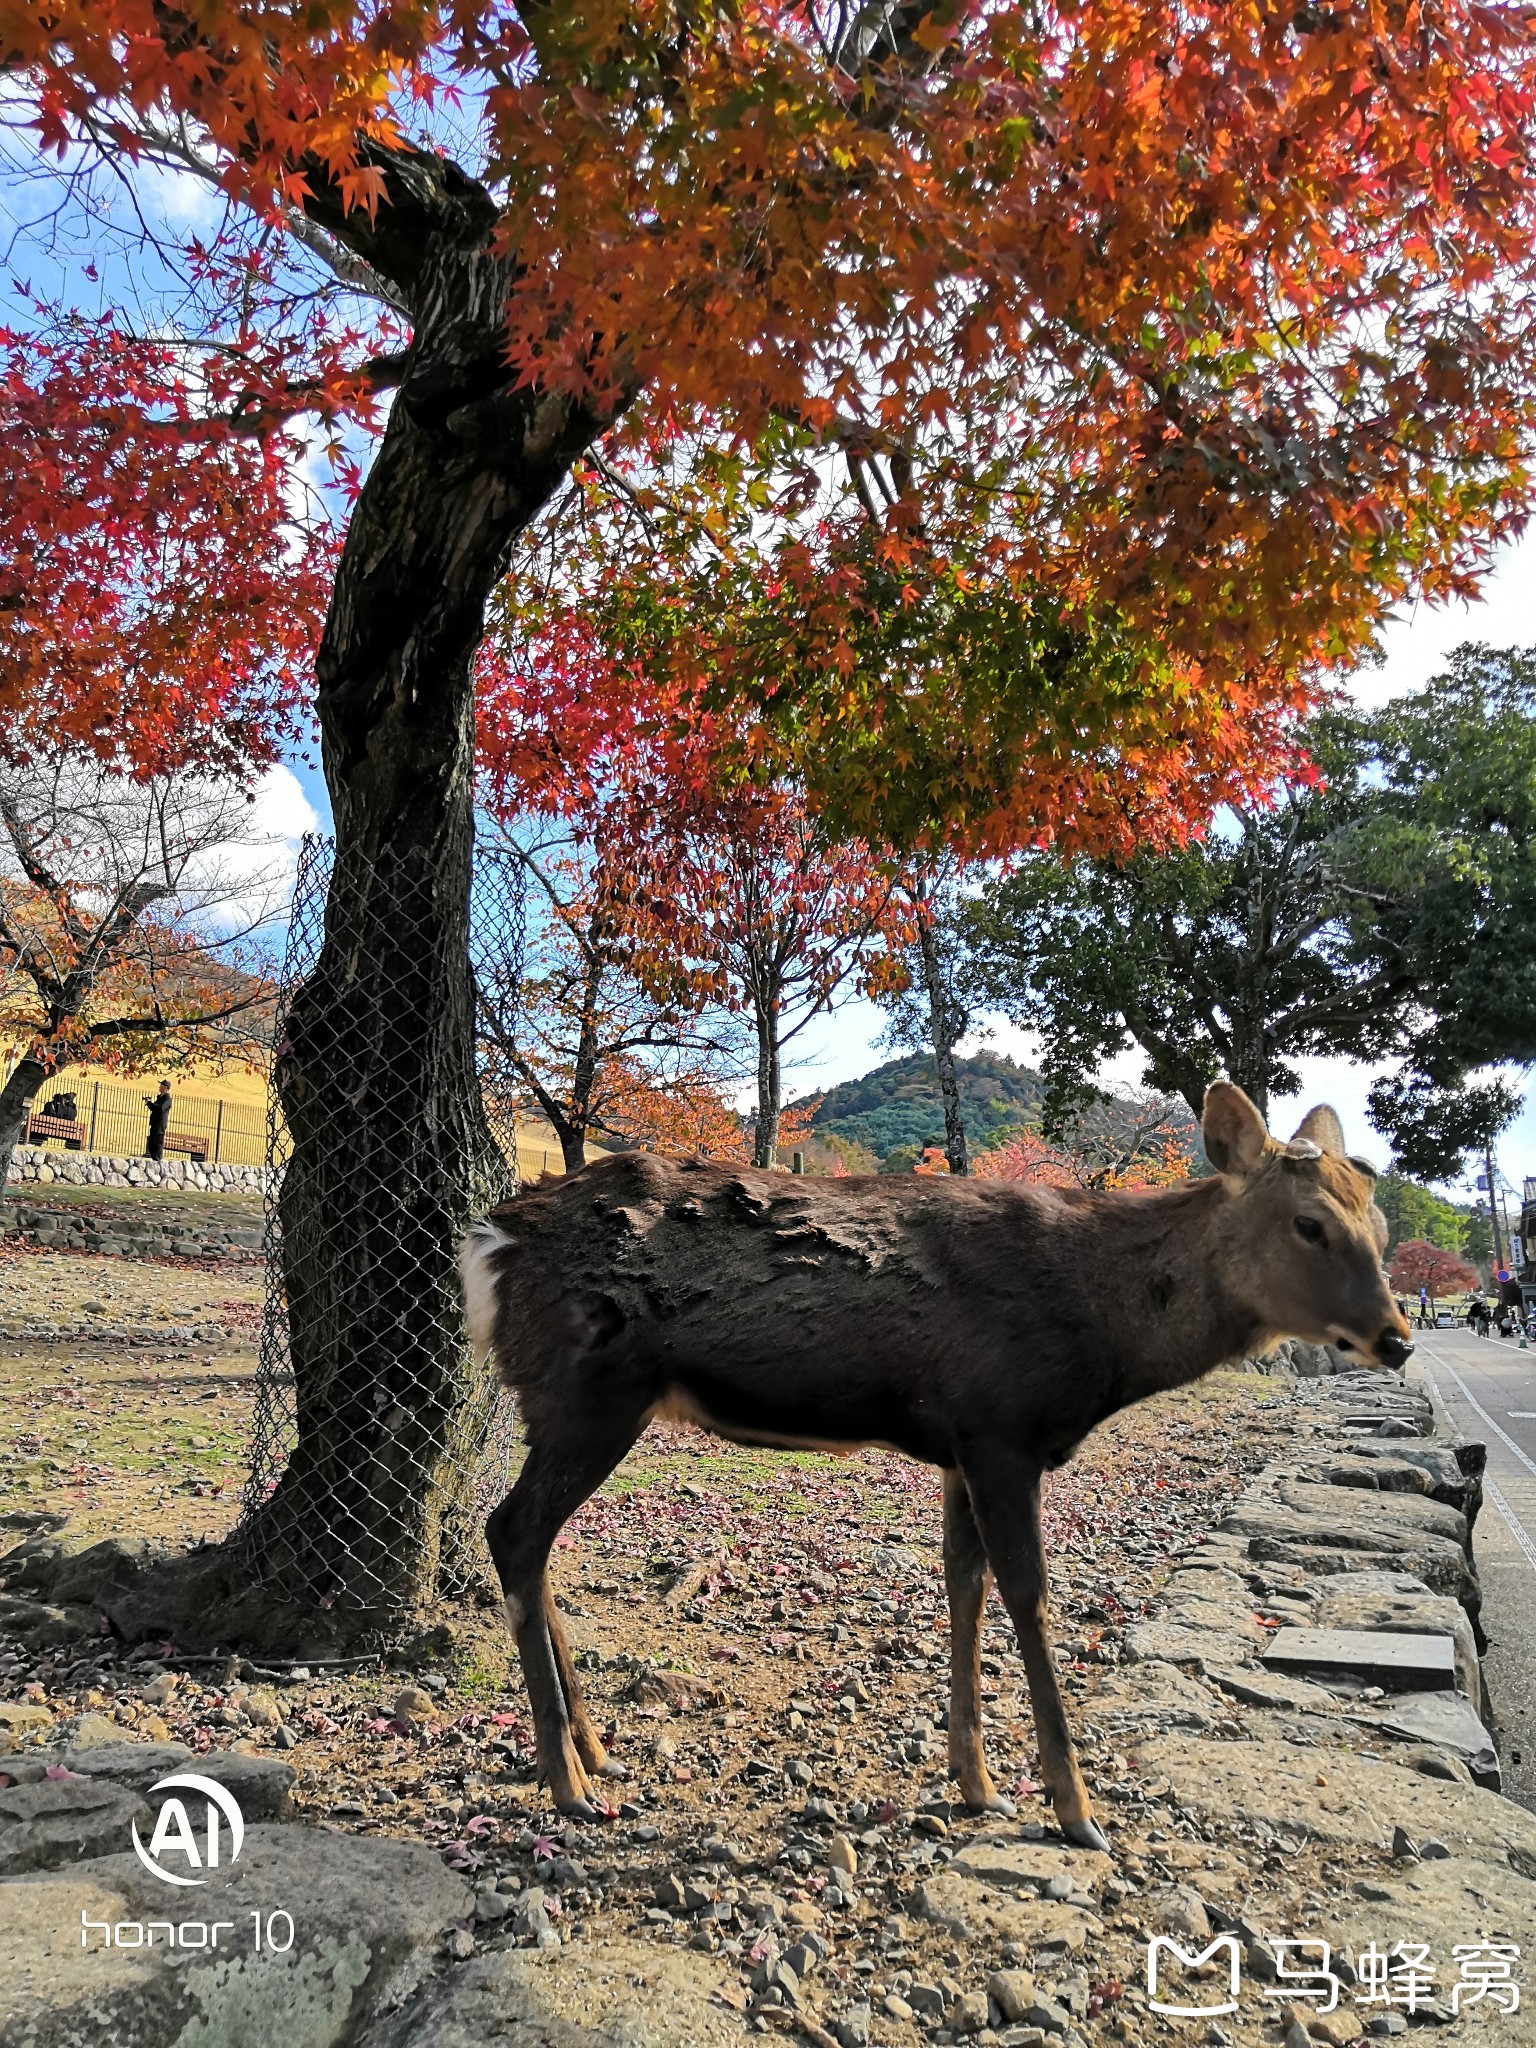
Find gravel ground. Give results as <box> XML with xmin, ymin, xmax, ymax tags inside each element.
<box><xmin>0</xmin><ymin>1247</ymin><xmax>1306</xmax><ymax>2046</ymax></box>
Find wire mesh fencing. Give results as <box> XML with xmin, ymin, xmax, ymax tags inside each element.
<box><xmin>237</xmin><ymin>831</ymin><xmax>528</xmax><ymax>1624</ymax></box>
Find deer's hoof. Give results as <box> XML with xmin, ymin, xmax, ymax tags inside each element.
<box><xmin>1060</xmin><ymin>1815</ymin><xmax>1112</xmax><ymax>1856</ymax></box>
<box><xmin>978</xmin><ymin>1794</ymin><xmax>1016</xmax><ymax>1818</ymax></box>
<box><xmin>597</xmin><ymin>1759</ymin><xmax>629</xmax><ymax>1780</ymax></box>
<box><xmin>557</xmin><ymin>1795</ymin><xmax>601</xmax><ymax>1821</ymax></box>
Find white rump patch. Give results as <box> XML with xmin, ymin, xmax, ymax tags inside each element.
<box><xmin>459</xmin><ymin>1217</ymin><xmax>511</xmax><ymax>1364</ymax></box>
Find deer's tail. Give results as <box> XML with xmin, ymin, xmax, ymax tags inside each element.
<box><xmin>459</xmin><ymin>1216</ymin><xmax>512</xmax><ymax>1367</ymax></box>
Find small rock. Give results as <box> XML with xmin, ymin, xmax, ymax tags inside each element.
<box><xmin>474</xmin><ymin>1889</ymin><xmax>512</xmax><ymax>1923</ymax></box>
<box><xmin>243</xmin><ymin>1688</ymin><xmax>282</xmax><ymax>1728</ymax></box>
<box><xmin>827</xmin><ymin>1833</ymin><xmax>858</xmax><ymax>1875</ymax></box>
<box><xmin>1366</xmin><ymin>2017</ymin><xmax>1408</xmax><ymax>2038</ymax></box>
<box><xmin>908</xmin><ymin>1981</ymin><xmax>947</xmax><ymax>2016</ymax></box>
<box><xmin>272</xmin><ymin>1724</ymin><xmax>298</xmax><ymax>1750</ymax></box>
<box><xmin>883</xmin><ymin>1993</ymin><xmax>914</xmax><ymax>2021</ymax></box>
<box><xmin>654</xmin><ymin>1872</ymin><xmax>688</xmax><ymax>1911</ymax></box>
<box><xmin>1025</xmin><ymin>1998</ymin><xmax>1072</xmax><ymax>2036</ymax></box>
<box><xmin>835</xmin><ymin>2008</ymin><xmax>872</xmax><ymax>2048</ymax></box>
<box><xmin>1418</xmin><ymin>1837</ymin><xmax>1451</xmax><ymax>1860</ymax></box>
<box><xmin>1303</xmin><ymin>2010</ymin><xmax>1364</xmax><ymax>2044</ymax></box>
<box><xmin>951</xmin><ymin>1989</ymin><xmax>990</xmax><ymax>2034</ymax></box>
<box><xmin>989</xmin><ymin>1971</ymin><xmax>1039</xmax><ymax>2023</ymax></box>
<box><xmin>1390</xmin><ymin>1825</ymin><xmax>1419</xmax><ymax>1861</ymax></box>
<box><xmin>1205</xmin><ymin>2028</ymin><xmax>1233</xmax><ymax>2047</ymax></box>
<box><xmin>512</xmin><ymin>1891</ymin><xmax>553</xmax><ymax>1941</ymax></box>
<box><xmin>446</xmin><ymin>1926</ymin><xmax>476</xmax><ymax>1960</ymax></box>
<box><xmin>1140</xmin><ymin>1882</ymin><xmax>1210</xmax><ymax>1942</ymax></box>
<box><xmin>783</xmin><ymin>1937</ymin><xmax>827</xmax><ymax>1979</ymax></box>
<box><xmin>45</xmin><ymin>1713</ymin><xmax>124</xmax><ymax>1750</ymax></box>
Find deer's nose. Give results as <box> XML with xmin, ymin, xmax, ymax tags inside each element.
<box><xmin>1378</xmin><ymin>1330</ymin><xmax>1414</xmax><ymax>1370</ymax></box>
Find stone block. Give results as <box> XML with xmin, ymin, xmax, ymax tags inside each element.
<box><xmin>0</xmin><ymin>1776</ymin><xmax>150</xmax><ymax>1874</ymax></box>
<box><xmin>1260</xmin><ymin>1628</ymin><xmax>1458</xmax><ymax>1691</ymax></box>
<box><xmin>0</xmin><ymin>1825</ymin><xmax>471</xmax><ymax>2048</ymax></box>
<box><xmin>59</xmin><ymin>1741</ymin><xmax>295</xmax><ymax>1821</ymax></box>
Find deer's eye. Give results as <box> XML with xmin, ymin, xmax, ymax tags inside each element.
<box><xmin>1294</xmin><ymin>1216</ymin><xmax>1327</xmax><ymax>1246</ymax></box>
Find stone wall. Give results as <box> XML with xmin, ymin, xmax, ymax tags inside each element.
<box><xmin>3</xmin><ymin>1143</ymin><xmax>275</xmax><ymax>1197</ymax></box>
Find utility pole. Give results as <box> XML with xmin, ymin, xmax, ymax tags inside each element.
<box><xmin>1485</xmin><ymin>1141</ymin><xmax>1507</xmax><ymax>1273</ymax></box>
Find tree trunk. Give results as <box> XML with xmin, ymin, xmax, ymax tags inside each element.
<box><xmin>0</xmin><ymin>1051</ymin><xmax>46</xmax><ymax>1194</ymax></box>
<box><xmin>238</xmin><ymin>152</ymin><xmax>621</xmax><ymax>1619</ymax></box>
<box><xmin>754</xmin><ymin>1001</ymin><xmax>782</xmax><ymax>1169</ymax></box>
<box><xmin>917</xmin><ymin>918</ymin><xmax>968</xmax><ymax>1175</ymax></box>
<box><xmin>559</xmin><ymin>1125</ymin><xmax>590</xmax><ymax>1176</ymax></box>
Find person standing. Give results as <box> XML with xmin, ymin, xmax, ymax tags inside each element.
<box><xmin>1418</xmin><ymin>1285</ymin><xmax>1429</xmax><ymax>1329</ymax></box>
<box><xmin>143</xmin><ymin>1079</ymin><xmax>172</xmax><ymax>1160</ymax></box>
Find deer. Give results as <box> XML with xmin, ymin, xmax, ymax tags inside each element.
<box><xmin>460</xmin><ymin>1082</ymin><xmax>1411</xmax><ymax>1852</ymax></box>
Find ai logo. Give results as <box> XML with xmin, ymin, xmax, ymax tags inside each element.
<box><xmin>131</xmin><ymin>1774</ymin><xmax>246</xmax><ymax>1888</ymax></box>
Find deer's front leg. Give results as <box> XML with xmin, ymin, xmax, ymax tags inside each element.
<box><xmin>942</xmin><ymin>1470</ymin><xmax>1013</xmax><ymax>1814</ymax></box>
<box><xmin>957</xmin><ymin>1445</ymin><xmax>1109</xmax><ymax>1856</ymax></box>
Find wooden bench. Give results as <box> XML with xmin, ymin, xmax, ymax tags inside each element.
<box><xmin>25</xmin><ymin>1113</ymin><xmax>86</xmax><ymax>1150</ymax></box>
<box><xmin>162</xmin><ymin>1131</ymin><xmax>210</xmax><ymax>1164</ymax></box>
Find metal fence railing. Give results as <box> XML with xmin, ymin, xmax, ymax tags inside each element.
<box><xmin>23</xmin><ymin>1075</ymin><xmax>269</xmax><ymax>1167</ymax></box>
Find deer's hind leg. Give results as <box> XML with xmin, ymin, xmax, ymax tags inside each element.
<box><xmin>486</xmin><ymin>1398</ymin><xmax>644</xmax><ymax>1817</ymax></box>
<box><xmin>957</xmin><ymin>1443</ymin><xmax>1109</xmax><ymax>1856</ymax></box>
<box><xmin>942</xmin><ymin>1470</ymin><xmax>1013</xmax><ymax>1815</ymax></box>
<box><xmin>543</xmin><ymin>1583</ymin><xmax>612</xmax><ymax>1777</ymax></box>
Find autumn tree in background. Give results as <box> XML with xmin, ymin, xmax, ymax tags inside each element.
<box><xmin>8</xmin><ymin>0</ymin><xmax>1536</xmax><ymax>1626</ymax></box>
<box><xmin>473</xmin><ymin>815</ymin><xmax>741</xmax><ymax>1175</ymax></box>
<box><xmin>666</xmin><ymin>789</ymin><xmax>901</xmax><ymax>1170</ymax></box>
<box><xmin>1390</xmin><ymin>1240</ymin><xmax>1480</xmax><ymax>1309</ymax></box>
<box><xmin>0</xmin><ymin>753</ymin><xmax>286</xmax><ymax>1184</ymax></box>
<box><xmin>972</xmin><ymin>1094</ymin><xmax>1194</xmax><ymax>1192</ymax></box>
<box><xmin>877</xmin><ymin>858</ymin><xmax>979</xmax><ymax>1177</ymax></box>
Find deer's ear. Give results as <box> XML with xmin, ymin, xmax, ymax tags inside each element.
<box><xmin>1202</xmin><ymin>1082</ymin><xmax>1270</xmax><ymax>1178</ymax></box>
<box><xmin>1291</xmin><ymin>1104</ymin><xmax>1346</xmax><ymax>1157</ymax></box>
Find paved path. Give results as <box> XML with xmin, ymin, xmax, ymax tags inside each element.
<box><xmin>1413</xmin><ymin>1325</ymin><xmax>1536</xmax><ymax>1814</ymax></box>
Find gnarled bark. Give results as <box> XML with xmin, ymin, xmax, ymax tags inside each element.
<box><xmin>238</xmin><ymin>146</ymin><xmax>628</xmax><ymax>1617</ymax></box>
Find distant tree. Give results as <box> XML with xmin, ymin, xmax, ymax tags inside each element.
<box><xmin>1358</xmin><ymin>648</ymin><xmax>1536</xmax><ymax>1093</ymax></box>
<box><xmin>965</xmin><ymin>714</ymin><xmax>1404</xmax><ymax>1125</ymax></box>
<box><xmin>0</xmin><ymin>754</ymin><xmax>283</xmax><ymax>1185</ymax></box>
<box><xmin>670</xmin><ymin>789</ymin><xmax>899</xmax><ymax>1169</ymax></box>
<box><xmin>971</xmin><ymin>658</ymin><xmax>1536</xmax><ymax>1148</ymax></box>
<box><xmin>1374</xmin><ymin>1175</ymin><xmax>1471</xmax><ymax>1256</ymax></box>
<box><xmin>473</xmin><ymin>818</ymin><xmax>736</xmax><ymax>1175</ymax></box>
<box><xmin>878</xmin><ymin>857</ymin><xmax>978</xmax><ymax>1176</ymax></box>
<box><xmin>973</xmin><ymin>1093</ymin><xmax>1193</xmax><ymax>1192</ymax></box>
<box><xmin>1390</xmin><ymin>1239</ymin><xmax>1479</xmax><ymax>1305</ymax></box>
<box><xmin>1464</xmin><ymin>1206</ymin><xmax>1496</xmax><ymax>1274</ymax></box>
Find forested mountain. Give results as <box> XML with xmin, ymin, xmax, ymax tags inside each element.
<box><xmin>801</xmin><ymin>1052</ymin><xmax>1045</xmax><ymax>1166</ymax></box>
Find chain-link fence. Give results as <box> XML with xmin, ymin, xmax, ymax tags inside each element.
<box><xmin>237</xmin><ymin>832</ymin><xmax>528</xmax><ymax>1622</ymax></box>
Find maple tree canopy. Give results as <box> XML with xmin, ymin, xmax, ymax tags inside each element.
<box><xmin>5</xmin><ymin>0</ymin><xmax>1536</xmax><ymax>847</ymax></box>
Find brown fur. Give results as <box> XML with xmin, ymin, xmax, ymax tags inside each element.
<box><xmin>461</xmin><ymin>1083</ymin><xmax>1410</xmax><ymax>1834</ymax></box>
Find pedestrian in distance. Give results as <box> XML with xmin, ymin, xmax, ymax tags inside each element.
<box><xmin>143</xmin><ymin>1079</ymin><xmax>172</xmax><ymax>1161</ymax></box>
